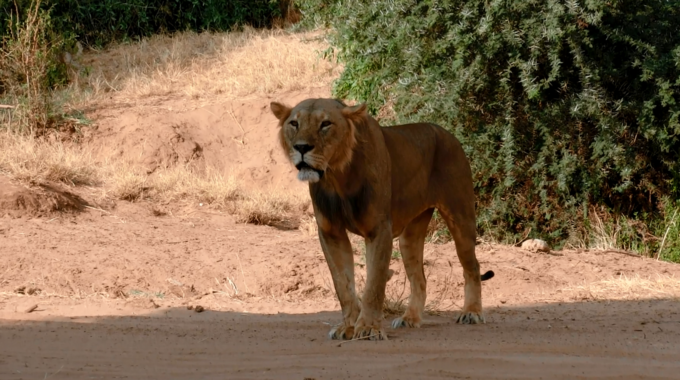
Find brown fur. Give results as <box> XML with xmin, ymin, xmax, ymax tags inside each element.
<box><xmin>270</xmin><ymin>98</ymin><xmax>492</xmax><ymax>341</ymax></box>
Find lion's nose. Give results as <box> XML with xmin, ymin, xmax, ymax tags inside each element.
<box><xmin>293</xmin><ymin>144</ymin><xmax>314</xmax><ymax>154</ymax></box>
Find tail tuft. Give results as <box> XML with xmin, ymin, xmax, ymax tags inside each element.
<box><xmin>481</xmin><ymin>270</ymin><xmax>495</xmax><ymax>281</ymax></box>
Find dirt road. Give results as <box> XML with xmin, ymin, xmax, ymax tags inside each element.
<box><xmin>1</xmin><ymin>204</ymin><xmax>679</xmax><ymax>379</ymax></box>
<box><xmin>1</xmin><ymin>299</ymin><xmax>679</xmax><ymax>379</ymax></box>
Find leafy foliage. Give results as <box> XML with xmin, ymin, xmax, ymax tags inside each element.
<box><xmin>299</xmin><ymin>0</ymin><xmax>680</xmax><ymax>252</ymax></box>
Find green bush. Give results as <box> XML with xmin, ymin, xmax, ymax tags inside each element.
<box><xmin>299</xmin><ymin>0</ymin><xmax>680</xmax><ymax>255</ymax></box>
<box><xmin>1</xmin><ymin>0</ymin><xmax>282</xmax><ymax>47</ymax></box>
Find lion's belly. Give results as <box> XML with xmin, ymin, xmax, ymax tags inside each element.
<box><xmin>388</xmin><ymin>158</ymin><xmax>437</xmax><ymax>238</ymax></box>
<box><xmin>389</xmin><ymin>199</ymin><xmax>434</xmax><ymax>238</ymax></box>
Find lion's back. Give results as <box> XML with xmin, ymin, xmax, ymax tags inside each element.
<box><xmin>382</xmin><ymin>122</ymin><xmax>472</xmax><ymax>215</ymax></box>
<box><xmin>381</xmin><ymin>122</ymin><xmax>460</xmax><ymax>176</ymax></box>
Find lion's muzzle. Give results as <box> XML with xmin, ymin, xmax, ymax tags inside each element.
<box><xmin>291</xmin><ymin>143</ymin><xmax>324</xmax><ymax>183</ymax></box>
<box><xmin>295</xmin><ymin>161</ymin><xmax>324</xmax><ymax>182</ymax></box>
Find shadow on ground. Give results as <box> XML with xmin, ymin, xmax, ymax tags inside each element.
<box><xmin>1</xmin><ymin>298</ymin><xmax>679</xmax><ymax>380</ymax></box>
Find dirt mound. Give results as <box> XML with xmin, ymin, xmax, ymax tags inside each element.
<box><xmin>88</xmin><ymin>89</ymin><xmax>329</xmax><ymax>191</ymax></box>
<box><xmin>0</xmin><ymin>176</ymin><xmax>86</xmax><ymax>217</ymax></box>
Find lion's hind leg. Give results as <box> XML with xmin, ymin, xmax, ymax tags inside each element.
<box><xmin>391</xmin><ymin>209</ymin><xmax>434</xmax><ymax>329</ymax></box>
<box><xmin>441</xmin><ymin>208</ymin><xmax>486</xmax><ymax>324</ymax></box>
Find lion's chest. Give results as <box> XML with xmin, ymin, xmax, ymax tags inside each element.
<box><xmin>310</xmin><ymin>183</ymin><xmax>376</xmax><ymax>237</ymax></box>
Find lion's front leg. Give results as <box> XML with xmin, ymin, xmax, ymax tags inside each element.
<box><xmin>353</xmin><ymin>225</ymin><xmax>392</xmax><ymax>341</ymax></box>
<box><xmin>318</xmin><ymin>225</ymin><xmax>361</xmax><ymax>340</ymax></box>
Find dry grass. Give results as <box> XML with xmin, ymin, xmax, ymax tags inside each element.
<box><xmin>235</xmin><ymin>190</ymin><xmax>308</xmax><ymax>226</ymax></box>
<box><xmin>78</xmin><ymin>27</ymin><xmax>339</xmax><ymax>103</ymax></box>
<box><xmin>0</xmin><ymin>0</ymin><xmax>63</xmax><ymax>133</ymax></box>
<box><xmin>0</xmin><ymin>133</ymin><xmax>99</xmax><ymax>186</ymax></box>
<box><xmin>106</xmin><ymin>162</ymin><xmax>308</xmax><ymax>226</ymax></box>
<box><xmin>561</xmin><ymin>273</ymin><xmax>680</xmax><ymax>301</ymax></box>
<box><xmin>382</xmin><ymin>259</ymin><xmax>463</xmax><ymax>316</ymax></box>
<box><xmin>590</xmin><ymin>210</ymin><xmax>623</xmax><ymax>251</ymax></box>
<box><xmin>383</xmin><ymin>272</ymin><xmax>408</xmax><ymax>315</ymax></box>
<box><xmin>565</xmin><ymin>206</ymin><xmax>655</xmax><ymax>255</ymax></box>
<box><xmin>299</xmin><ymin>215</ymin><xmax>319</xmax><ymax>236</ymax></box>
<box><xmin>106</xmin><ymin>163</ymin><xmax>239</xmax><ymax>204</ymax></box>
<box><xmin>0</xmin><ymin>132</ymin><xmax>308</xmax><ymax>227</ymax></box>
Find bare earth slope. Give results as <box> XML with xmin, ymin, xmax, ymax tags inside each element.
<box><xmin>86</xmin><ymin>88</ymin><xmax>327</xmax><ymax>191</ymax></box>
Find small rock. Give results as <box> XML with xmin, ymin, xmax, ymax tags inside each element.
<box><xmin>187</xmin><ymin>305</ymin><xmax>194</xmax><ymax>310</ymax></box>
<box><xmin>194</xmin><ymin>305</ymin><xmax>205</xmax><ymax>313</ymax></box>
<box><xmin>168</xmin><ymin>284</ymin><xmax>185</xmax><ymax>298</ymax></box>
<box><xmin>520</xmin><ymin>239</ymin><xmax>551</xmax><ymax>252</ymax></box>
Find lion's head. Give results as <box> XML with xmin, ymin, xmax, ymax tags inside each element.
<box><xmin>270</xmin><ymin>98</ymin><xmax>366</xmax><ymax>183</ymax></box>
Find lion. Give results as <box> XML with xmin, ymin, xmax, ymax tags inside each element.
<box><xmin>270</xmin><ymin>98</ymin><xmax>494</xmax><ymax>341</ymax></box>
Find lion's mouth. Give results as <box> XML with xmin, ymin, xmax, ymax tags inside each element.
<box><xmin>295</xmin><ymin>161</ymin><xmax>324</xmax><ymax>182</ymax></box>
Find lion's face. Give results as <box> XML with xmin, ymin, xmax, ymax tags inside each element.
<box><xmin>270</xmin><ymin>99</ymin><xmax>365</xmax><ymax>183</ymax></box>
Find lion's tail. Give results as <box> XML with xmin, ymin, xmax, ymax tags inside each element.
<box><xmin>481</xmin><ymin>270</ymin><xmax>495</xmax><ymax>281</ymax></box>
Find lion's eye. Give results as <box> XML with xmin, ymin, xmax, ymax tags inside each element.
<box><xmin>320</xmin><ymin>120</ymin><xmax>331</xmax><ymax>129</ymax></box>
<box><xmin>289</xmin><ymin>120</ymin><xmax>298</xmax><ymax>128</ymax></box>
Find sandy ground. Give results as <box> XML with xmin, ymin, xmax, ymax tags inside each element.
<box><xmin>1</xmin><ymin>92</ymin><xmax>680</xmax><ymax>379</ymax></box>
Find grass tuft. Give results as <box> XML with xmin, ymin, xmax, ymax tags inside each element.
<box><xmin>562</xmin><ymin>274</ymin><xmax>680</xmax><ymax>301</ymax></box>
<box><xmin>0</xmin><ymin>133</ymin><xmax>99</xmax><ymax>186</ymax></box>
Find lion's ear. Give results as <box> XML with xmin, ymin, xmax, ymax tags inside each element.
<box><xmin>270</xmin><ymin>102</ymin><xmax>292</xmax><ymax>122</ymax></box>
<box><xmin>341</xmin><ymin>103</ymin><xmax>367</xmax><ymax>122</ymax></box>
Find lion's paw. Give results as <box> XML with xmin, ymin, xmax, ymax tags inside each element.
<box><xmin>352</xmin><ymin>325</ymin><xmax>388</xmax><ymax>341</ymax></box>
<box><xmin>391</xmin><ymin>315</ymin><xmax>421</xmax><ymax>329</ymax></box>
<box><xmin>328</xmin><ymin>323</ymin><xmax>354</xmax><ymax>340</ymax></box>
<box><xmin>456</xmin><ymin>311</ymin><xmax>485</xmax><ymax>324</ymax></box>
